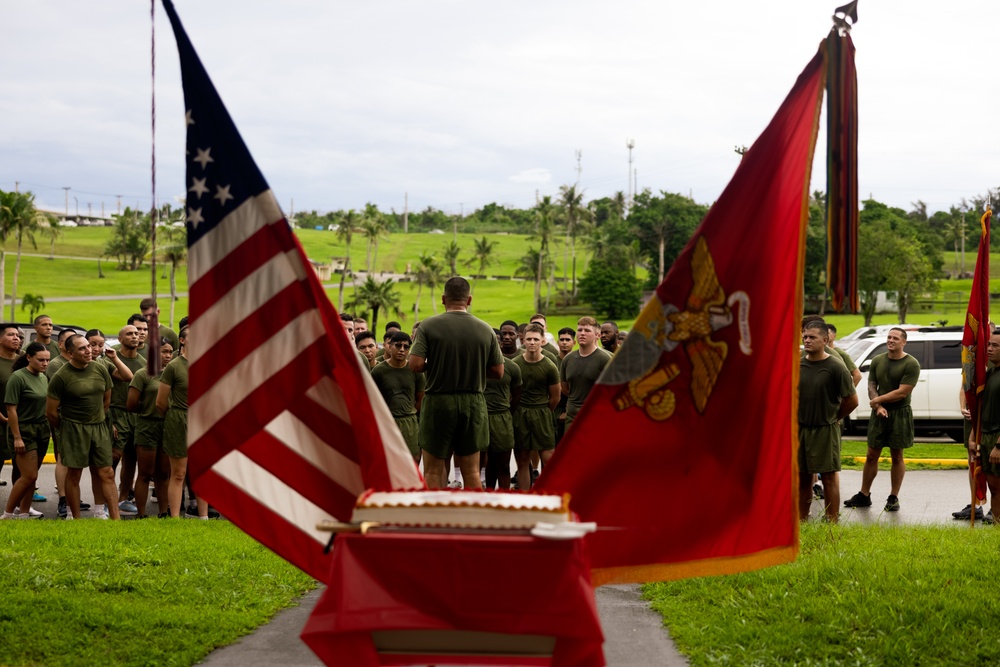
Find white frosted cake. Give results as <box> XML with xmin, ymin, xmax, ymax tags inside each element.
<box><xmin>351</xmin><ymin>490</ymin><xmax>571</xmax><ymax>529</ymax></box>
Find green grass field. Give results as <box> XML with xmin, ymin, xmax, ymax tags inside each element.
<box><xmin>0</xmin><ymin>521</ymin><xmax>314</xmax><ymax>667</ymax></box>
<box><xmin>645</xmin><ymin>522</ymin><xmax>1000</xmax><ymax>666</ymax></box>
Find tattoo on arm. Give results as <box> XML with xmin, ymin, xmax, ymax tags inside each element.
<box><xmin>868</xmin><ymin>381</ymin><xmax>877</xmax><ymax>400</ymax></box>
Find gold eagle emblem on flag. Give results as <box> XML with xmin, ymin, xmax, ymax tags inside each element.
<box><xmin>604</xmin><ymin>236</ymin><xmax>752</xmax><ymax>421</ymax></box>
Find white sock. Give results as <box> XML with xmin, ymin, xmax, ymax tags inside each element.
<box><xmin>1</xmin><ymin>512</ymin><xmax>14</xmax><ymax>519</ymax></box>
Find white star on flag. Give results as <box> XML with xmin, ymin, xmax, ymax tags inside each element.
<box><xmin>186</xmin><ymin>206</ymin><xmax>204</xmax><ymax>228</ymax></box>
<box><xmin>189</xmin><ymin>177</ymin><xmax>209</xmax><ymax>198</ymax></box>
<box><xmin>193</xmin><ymin>147</ymin><xmax>214</xmax><ymax>169</ymax></box>
<box><xmin>185</xmin><ymin>109</ymin><xmax>195</xmax><ymax>126</ymax></box>
<box><xmin>213</xmin><ymin>184</ymin><xmax>234</xmax><ymax>206</ymax></box>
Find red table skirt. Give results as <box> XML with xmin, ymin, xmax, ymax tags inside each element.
<box><xmin>301</xmin><ymin>531</ymin><xmax>605</xmax><ymax>667</ymax></box>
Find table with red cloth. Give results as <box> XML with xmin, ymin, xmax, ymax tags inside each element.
<box><xmin>301</xmin><ymin>530</ymin><xmax>605</xmax><ymax>667</ymax></box>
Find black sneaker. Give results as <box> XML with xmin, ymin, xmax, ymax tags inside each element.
<box><xmin>207</xmin><ymin>507</ymin><xmax>221</xmax><ymax>519</ymax></box>
<box><xmin>813</xmin><ymin>484</ymin><xmax>824</xmax><ymax>500</ymax></box>
<box><xmin>185</xmin><ymin>505</ymin><xmax>199</xmax><ymax>517</ymax></box>
<box><xmin>80</xmin><ymin>502</ymin><xmax>91</xmax><ymax>511</ymax></box>
<box><xmin>57</xmin><ymin>499</ymin><xmax>67</xmax><ymax>519</ymax></box>
<box><xmin>885</xmin><ymin>495</ymin><xmax>900</xmax><ymax>512</ymax></box>
<box><xmin>984</xmin><ymin>511</ymin><xmax>994</xmax><ymax>525</ymax></box>
<box><xmin>952</xmin><ymin>504</ymin><xmax>984</xmax><ymax>521</ymax></box>
<box><xmin>844</xmin><ymin>491</ymin><xmax>872</xmax><ymax>508</ymax></box>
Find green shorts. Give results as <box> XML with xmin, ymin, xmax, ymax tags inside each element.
<box><xmin>798</xmin><ymin>423</ymin><xmax>841</xmax><ymax>474</ymax></box>
<box><xmin>59</xmin><ymin>419</ymin><xmax>113</xmax><ymax>469</ymax></box>
<box><xmin>394</xmin><ymin>414</ymin><xmax>420</xmax><ymax>458</ymax></box>
<box><xmin>135</xmin><ymin>417</ymin><xmax>164</xmax><ymax>451</ymax></box>
<box><xmin>110</xmin><ymin>407</ymin><xmax>136</xmax><ymax>453</ymax></box>
<box><xmin>513</xmin><ymin>405</ymin><xmax>555</xmax><ymax>452</ymax></box>
<box><xmin>9</xmin><ymin>421</ymin><xmax>50</xmax><ymax>457</ymax></box>
<box><xmin>163</xmin><ymin>409</ymin><xmax>188</xmax><ymax>459</ymax></box>
<box><xmin>418</xmin><ymin>393</ymin><xmax>488</xmax><ymax>459</ymax></box>
<box><xmin>867</xmin><ymin>406</ymin><xmax>914</xmax><ymax>450</ymax></box>
<box><xmin>487</xmin><ymin>411</ymin><xmax>515</xmax><ymax>453</ymax></box>
<box><xmin>979</xmin><ymin>431</ymin><xmax>1000</xmax><ymax>477</ymax></box>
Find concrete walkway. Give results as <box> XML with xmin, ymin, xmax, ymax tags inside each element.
<box><xmin>197</xmin><ymin>584</ymin><xmax>689</xmax><ymax>667</ymax></box>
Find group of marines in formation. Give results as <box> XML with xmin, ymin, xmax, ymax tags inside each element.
<box><xmin>345</xmin><ymin>276</ymin><xmax>626</xmax><ymax>492</ymax></box>
<box><xmin>9</xmin><ymin>284</ymin><xmax>992</xmax><ymax>524</ymax></box>
<box><xmin>0</xmin><ymin>299</ymin><xmax>206</xmax><ymax>521</ymax></box>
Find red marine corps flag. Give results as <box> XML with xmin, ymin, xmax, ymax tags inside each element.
<box><xmin>537</xmin><ymin>43</ymin><xmax>830</xmax><ymax>585</ymax></box>
<box><xmin>162</xmin><ymin>0</ymin><xmax>423</xmax><ymax>582</ymax></box>
<box><xmin>962</xmin><ymin>208</ymin><xmax>992</xmax><ymax>518</ymax></box>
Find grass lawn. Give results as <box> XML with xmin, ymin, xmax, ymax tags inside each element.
<box><xmin>839</xmin><ymin>440</ymin><xmax>967</xmax><ymax>470</ymax></box>
<box><xmin>0</xmin><ymin>521</ymin><xmax>315</xmax><ymax>667</ymax></box>
<box><xmin>644</xmin><ymin>523</ymin><xmax>1000</xmax><ymax>666</ymax></box>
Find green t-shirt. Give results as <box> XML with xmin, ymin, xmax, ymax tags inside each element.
<box><xmin>370</xmin><ymin>362</ymin><xmax>426</xmax><ymax>418</ymax></box>
<box><xmin>798</xmin><ymin>355</ymin><xmax>856</xmax><ymax>426</ymax></box>
<box><xmin>830</xmin><ymin>346</ymin><xmax>857</xmax><ymax>373</ymax></box>
<box><xmin>0</xmin><ymin>356</ymin><xmax>15</xmax><ymax>418</ymax></box>
<box><xmin>410</xmin><ymin>311</ymin><xmax>503</xmax><ymax>394</ymax></box>
<box><xmin>542</xmin><ymin>340</ymin><xmax>560</xmax><ymax>358</ymax></box>
<box><xmin>47</xmin><ymin>362</ymin><xmax>113</xmax><ymax>424</ymax></box>
<box><xmin>159</xmin><ymin>356</ymin><xmax>189</xmax><ymax>410</ymax></box>
<box><xmin>513</xmin><ymin>354</ymin><xmax>559</xmax><ymax>408</ymax></box>
<box><xmin>868</xmin><ymin>353</ymin><xmax>920</xmax><ymax>410</ymax></box>
<box><xmin>110</xmin><ymin>352</ymin><xmax>147</xmax><ymax>409</ymax></box>
<box><xmin>114</xmin><ymin>343</ymin><xmax>148</xmax><ymax>360</ymax></box>
<box><xmin>560</xmin><ymin>348</ymin><xmax>612</xmax><ymax>418</ymax></box>
<box><xmin>485</xmin><ymin>357</ymin><xmax>522</xmax><ymax>413</ymax></box>
<box><xmin>46</xmin><ymin>355</ymin><xmax>68</xmax><ymax>379</ymax></box>
<box><xmin>129</xmin><ymin>368</ymin><xmax>163</xmax><ymax>420</ymax></box>
<box><xmin>4</xmin><ymin>368</ymin><xmax>49</xmax><ymax>423</ymax></box>
<box><xmin>159</xmin><ymin>324</ymin><xmax>180</xmax><ymax>354</ymax></box>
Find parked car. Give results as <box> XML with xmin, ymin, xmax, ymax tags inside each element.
<box><xmin>843</xmin><ymin>327</ymin><xmax>965</xmax><ymax>442</ymax></box>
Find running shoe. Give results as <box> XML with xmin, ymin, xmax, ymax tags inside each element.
<box><xmin>13</xmin><ymin>508</ymin><xmax>43</xmax><ymax>519</ymax></box>
<box><xmin>984</xmin><ymin>511</ymin><xmax>994</xmax><ymax>525</ymax></box>
<box><xmin>57</xmin><ymin>500</ymin><xmax>67</xmax><ymax>519</ymax></box>
<box><xmin>843</xmin><ymin>491</ymin><xmax>872</xmax><ymax>508</ymax></box>
<box><xmin>80</xmin><ymin>503</ymin><xmax>92</xmax><ymax>511</ymax></box>
<box><xmin>33</xmin><ymin>491</ymin><xmax>47</xmax><ymax>502</ymax></box>
<box><xmin>952</xmin><ymin>504</ymin><xmax>984</xmax><ymax>521</ymax></box>
<box><xmin>885</xmin><ymin>495</ymin><xmax>900</xmax><ymax>512</ymax></box>
<box><xmin>118</xmin><ymin>501</ymin><xmax>138</xmax><ymax>514</ymax></box>
<box><xmin>813</xmin><ymin>484</ymin><xmax>824</xmax><ymax>500</ymax></box>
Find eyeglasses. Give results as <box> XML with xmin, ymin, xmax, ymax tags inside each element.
<box><xmin>393</xmin><ymin>343</ymin><xmax>410</xmax><ymax>350</ymax></box>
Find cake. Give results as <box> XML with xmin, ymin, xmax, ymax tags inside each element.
<box><xmin>350</xmin><ymin>490</ymin><xmax>571</xmax><ymax>529</ymax></box>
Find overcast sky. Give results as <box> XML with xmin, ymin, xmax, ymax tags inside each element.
<box><xmin>3</xmin><ymin>1</ymin><xmax>998</xmax><ymax>219</ymax></box>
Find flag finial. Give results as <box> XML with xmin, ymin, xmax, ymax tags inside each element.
<box><xmin>833</xmin><ymin>1</ymin><xmax>859</xmax><ymax>34</ymax></box>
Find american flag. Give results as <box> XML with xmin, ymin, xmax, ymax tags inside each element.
<box><xmin>163</xmin><ymin>0</ymin><xmax>424</xmax><ymax>582</ymax></box>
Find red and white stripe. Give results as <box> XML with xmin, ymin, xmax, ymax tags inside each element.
<box><xmin>187</xmin><ymin>189</ymin><xmax>423</xmax><ymax>582</ymax></box>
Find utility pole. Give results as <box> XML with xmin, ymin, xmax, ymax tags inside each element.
<box><xmin>62</xmin><ymin>187</ymin><xmax>70</xmax><ymax>216</ymax></box>
<box><xmin>403</xmin><ymin>192</ymin><xmax>409</xmax><ymax>233</ymax></box>
<box><xmin>74</xmin><ymin>197</ymin><xmax>79</xmax><ymax>217</ymax></box>
<box><xmin>535</xmin><ymin>189</ymin><xmax>539</xmax><ymax>206</ymax></box>
<box><xmin>575</xmin><ymin>149</ymin><xmax>582</xmax><ymax>186</ymax></box>
<box><xmin>626</xmin><ymin>139</ymin><xmax>635</xmax><ymax>216</ymax></box>
<box><xmin>14</xmin><ymin>181</ymin><xmax>19</xmax><ymax>193</ymax></box>
<box><xmin>116</xmin><ymin>195</ymin><xmax>122</xmax><ymax>214</ymax></box>
<box><xmin>87</xmin><ymin>202</ymin><xmax>92</xmax><ymax>218</ymax></box>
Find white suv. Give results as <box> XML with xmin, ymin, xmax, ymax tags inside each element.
<box><xmin>842</xmin><ymin>327</ymin><xmax>964</xmax><ymax>442</ymax></box>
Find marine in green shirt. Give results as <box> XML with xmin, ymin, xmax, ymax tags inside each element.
<box><xmin>371</xmin><ymin>332</ymin><xmax>426</xmax><ymax>462</ymax></box>
<box><xmin>408</xmin><ymin>277</ymin><xmax>504</xmax><ymax>489</ymax></box>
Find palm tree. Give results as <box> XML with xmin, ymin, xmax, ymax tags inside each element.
<box><xmin>443</xmin><ymin>240</ymin><xmax>461</xmax><ymax>277</ymax></box>
<box><xmin>413</xmin><ymin>251</ymin><xmax>443</xmax><ymax>320</ymax></box>
<box><xmin>530</xmin><ymin>196</ymin><xmax>558</xmax><ymax>312</ymax></box>
<box><xmin>0</xmin><ymin>190</ymin><xmax>45</xmax><ymax>320</ymax></box>
<box><xmin>558</xmin><ymin>184</ymin><xmax>587</xmax><ymax>299</ymax></box>
<box><xmin>611</xmin><ymin>190</ymin><xmax>627</xmax><ymax>221</ymax></box>
<box><xmin>336</xmin><ymin>209</ymin><xmax>359</xmax><ymax>311</ymax></box>
<box><xmin>346</xmin><ymin>276</ymin><xmax>402</xmax><ymax>334</ymax></box>
<box><xmin>463</xmin><ymin>236</ymin><xmax>498</xmax><ymax>295</ymax></box>
<box><xmin>514</xmin><ymin>248</ymin><xmax>553</xmax><ymax>313</ymax></box>
<box><xmin>159</xmin><ymin>225</ymin><xmax>187</xmax><ymax>327</ymax></box>
<box><xmin>45</xmin><ymin>217</ymin><xmax>63</xmax><ymax>260</ymax></box>
<box><xmin>21</xmin><ymin>293</ymin><xmax>45</xmax><ymax>323</ymax></box>
<box><xmin>361</xmin><ymin>203</ymin><xmax>389</xmax><ymax>273</ymax></box>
